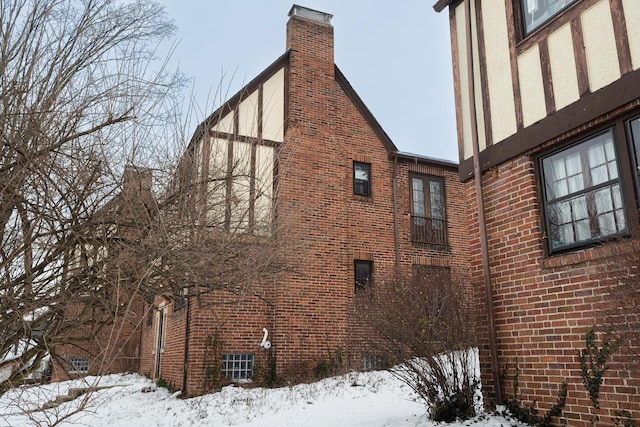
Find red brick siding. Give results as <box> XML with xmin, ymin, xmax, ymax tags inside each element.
<box><xmin>470</xmin><ymin>155</ymin><xmax>640</xmax><ymax>426</ymax></box>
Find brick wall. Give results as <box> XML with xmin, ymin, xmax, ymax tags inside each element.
<box><xmin>470</xmin><ymin>155</ymin><xmax>640</xmax><ymax>426</ymax></box>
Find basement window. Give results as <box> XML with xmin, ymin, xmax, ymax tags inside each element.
<box><xmin>68</xmin><ymin>357</ymin><xmax>90</xmax><ymax>374</ymax></box>
<box><xmin>221</xmin><ymin>353</ymin><xmax>254</xmax><ymax>382</ymax></box>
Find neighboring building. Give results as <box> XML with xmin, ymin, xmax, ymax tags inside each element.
<box><xmin>51</xmin><ymin>166</ymin><xmax>155</xmax><ymax>381</ymax></box>
<box><xmin>434</xmin><ymin>0</ymin><xmax>640</xmax><ymax>424</ymax></box>
<box><xmin>138</xmin><ymin>5</ymin><xmax>470</xmax><ymax>396</ymax></box>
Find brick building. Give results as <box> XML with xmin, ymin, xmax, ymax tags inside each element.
<box><xmin>138</xmin><ymin>5</ymin><xmax>470</xmax><ymax>396</ymax></box>
<box><xmin>51</xmin><ymin>166</ymin><xmax>155</xmax><ymax>381</ymax></box>
<box><xmin>434</xmin><ymin>0</ymin><xmax>640</xmax><ymax>424</ymax></box>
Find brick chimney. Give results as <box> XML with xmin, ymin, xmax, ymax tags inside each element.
<box><xmin>286</xmin><ymin>4</ymin><xmax>334</xmax><ymax>76</ymax></box>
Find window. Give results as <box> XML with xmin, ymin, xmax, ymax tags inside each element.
<box><xmin>521</xmin><ymin>0</ymin><xmax>577</xmax><ymax>35</ymax></box>
<box><xmin>627</xmin><ymin>116</ymin><xmax>640</xmax><ymax>193</ymax></box>
<box><xmin>361</xmin><ymin>354</ymin><xmax>386</xmax><ymax>372</ymax></box>
<box><xmin>221</xmin><ymin>353</ymin><xmax>254</xmax><ymax>382</ymax></box>
<box><xmin>410</xmin><ymin>174</ymin><xmax>447</xmax><ymax>245</ymax></box>
<box><xmin>541</xmin><ymin>129</ymin><xmax>627</xmax><ymax>252</ymax></box>
<box><xmin>354</xmin><ymin>260</ymin><xmax>373</xmax><ymax>292</ymax></box>
<box><xmin>353</xmin><ymin>162</ymin><xmax>371</xmax><ymax>196</ymax></box>
<box><xmin>68</xmin><ymin>357</ymin><xmax>90</xmax><ymax>374</ymax></box>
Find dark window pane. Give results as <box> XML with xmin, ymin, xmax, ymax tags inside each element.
<box><xmin>353</xmin><ymin>162</ymin><xmax>371</xmax><ymax>196</ymax></box>
<box><xmin>354</xmin><ymin>260</ymin><xmax>372</xmax><ymax>292</ymax></box>
<box><xmin>542</xmin><ymin>129</ymin><xmax>626</xmax><ymax>251</ymax></box>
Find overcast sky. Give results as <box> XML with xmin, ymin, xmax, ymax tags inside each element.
<box><xmin>157</xmin><ymin>1</ymin><xmax>458</xmax><ymax>162</ymax></box>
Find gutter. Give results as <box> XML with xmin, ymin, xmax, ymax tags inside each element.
<box><xmin>463</xmin><ymin>0</ymin><xmax>503</xmax><ymax>405</ymax></box>
<box><xmin>392</xmin><ymin>153</ymin><xmax>400</xmax><ymax>273</ymax></box>
<box><xmin>182</xmin><ymin>292</ymin><xmax>191</xmax><ymax>395</ymax></box>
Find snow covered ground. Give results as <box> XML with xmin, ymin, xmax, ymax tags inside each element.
<box><xmin>0</xmin><ymin>371</ymin><xmax>525</xmax><ymax>427</ymax></box>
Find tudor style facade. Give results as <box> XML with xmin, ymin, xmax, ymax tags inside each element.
<box><xmin>138</xmin><ymin>5</ymin><xmax>470</xmax><ymax>396</ymax></box>
<box><xmin>435</xmin><ymin>0</ymin><xmax>640</xmax><ymax>425</ymax></box>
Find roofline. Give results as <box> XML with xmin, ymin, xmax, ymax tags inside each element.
<box><xmin>395</xmin><ymin>151</ymin><xmax>458</xmax><ymax>171</ymax></box>
<box><xmin>334</xmin><ymin>65</ymin><xmax>398</xmax><ymax>153</ymax></box>
<box><xmin>433</xmin><ymin>0</ymin><xmax>457</xmax><ymax>12</ymax></box>
<box><xmin>187</xmin><ymin>50</ymin><xmax>291</xmax><ymax>149</ymax></box>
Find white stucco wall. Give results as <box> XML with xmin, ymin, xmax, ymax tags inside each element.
<box><xmin>518</xmin><ymin>45</ymin><xmax>547</xmax><ymax>127</ymax></box>
<box><xmin>622</xmin><ymin>0</ymin><xmax>640</xmax><ymax>71</ymax></box>
<box><xmin>455</xmin><ymin>1</ymin><xmax>473</xmax><ymax>160</ymax></box>
<box><xmin>548</xmin><ymin>23</ymin><xmax>580</xmax><ymax>111</ymax></box>
<box><xmin>581</xmin><ymin>0</ymin><xmax>620</xmax><ymax>91</ymax></box>
<box><xmin>238</xmin><ymin>91</ymin><xmax>259</xmax><ymax>138</ymax></box>
<box><xmin>213</xmin><ymin>110</ymin><xmax>234</xmax><ymax>134</ymax></box>
<box><xmin>262</xmin><ymin>68</ymin><xmax>285</xmax><ymax>142</ymax></box>
<box><xmin>482</xmin><ymin>0</ymin><xmax>517</xmax><ymax>144</ymax></box>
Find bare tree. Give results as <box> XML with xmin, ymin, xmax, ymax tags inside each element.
<box><xmin>0</xmin><ymin>0</ymin><xmax>181</xmax><ymax>395</ymax></box>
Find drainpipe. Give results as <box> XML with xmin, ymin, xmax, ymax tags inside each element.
<box><xmin>182</xmin><ymin>291</ymin><xmax>191</xmax><ymax>395</ymax></box>
<box><xmin>392</xmin><ymin>153</ymin><xmax>400</xmax><ymax>274</ymax></box>
<box><xmin>464</xmin><ymin>0</ymin><xmax>503</xmax><ymax>405</ymax></box>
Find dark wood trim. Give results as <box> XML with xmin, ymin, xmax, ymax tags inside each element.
<box><xmin>459</xmin><ymin>67</ymin><xmax>640</xmax><ymax>180</ymax></box>
<box><xmin>505</xmin><ymin>0</ymin><xmax>524</xmax><ymax>130</ymax></box>
<box><xmin>571</xmin><ymin>17</ymin><xmax>590</xmax><ymax>97</ymax></box>
<box><xmin>433</xmin><ymin>0</ymin><xmax>462</xmax><ymax>13</ymax></box>
<box><xmin>539</xmin><ymin>38</ymin><xmax>556</xmax><ymax>116</ymax></box>
<box><xmin>224</xmin><ymin>137</ymin><xmax>234</xmax><ymax>231</ymax></box>
<box><xmin>335</xmin><ymin>65</ymin><xmax>398</xmax><ymax>153</ymax></box>
<box><xmin>188</xmin><ymin>51</ymin><xmax>290</xmax><ymax>150</ymax></box>
<box><xmin>610</xmin><ymin>0</ymin><xmax>632</xmax><ymax>76</ymax></box>
<box><xmin>475</xmin><ymin>0</ymin><xmax>493</xmax><ymax>146</ymax></box>
<box><xmin>449</xmin><ymin>7</ymin><xmax>465</xmax><ymax>161</ymax></box>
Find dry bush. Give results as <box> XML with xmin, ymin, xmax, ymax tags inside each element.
<box><xmin>356</xmin><ymin>267</ymin><xmax>479</xmax><ymax>421</ymax></box>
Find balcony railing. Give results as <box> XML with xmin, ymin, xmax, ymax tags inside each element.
<box><xmin>411</xmin><ymin>215</ymin><xmax>448</xmax><ymax>246</ymax></box>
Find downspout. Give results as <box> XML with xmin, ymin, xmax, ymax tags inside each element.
<box><xmin>464</xmin><ymin>0</ymin><xmax>503</xmax><ymax>405</ymax></box>
<box><xmin>182</xmin><ymin>292</ymin><xmax>191</xmax><ymax>395</ymax></box>
<box><xmin>392</xmin><ymin>153</ymin><xmax>400</xmax><ymax>273</ymax></box>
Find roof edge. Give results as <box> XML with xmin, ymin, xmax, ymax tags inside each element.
<box><xmin>395</xmin><ymin>151</ymin><xmax>458</xmax><ymax>170</ymax></box>
<box><xmin>188</xmin><ymin>50</ymin><xmax>291</xmax><ymax>149</ymax></box>
<box><xmin>433</xmin><ymin>0</ymin><xmax>456</xmax><ymax>12</ymax></box>
<box><xmin>334</xmin><ymin>65</ymin><xmax>398</xmax><ymax>153</ymax></box>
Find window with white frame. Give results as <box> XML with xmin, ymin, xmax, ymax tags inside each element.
<box><xmin>68</xmin><ymin>357</ymin><xmax>90</xmax><ymax>374</ymax></box>
<box><xmin>521</xmin><ymin>0</ymin><xmax>577</xmax><ymax>35</ymax></box>
<box><xmin>541</xmin><ymin>129</ymin><xmax>627</xmax><ymax>251</ymax></box>
<box><xmin>221</xmin><ymin>353</ymin><xmax>254</xmax><ymax>382</ymax></box>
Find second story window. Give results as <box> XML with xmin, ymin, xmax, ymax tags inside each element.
<box><xmin>353</xmin><ymin>162</ymin><xmax>371</xmax><ymax>197</ymax></box>
<box><xmin>410</xmin><ymin>174</ymin><xmax>448</xmax><ymax>245</ymax></box>
<box><xmin>521</xmin><ymin>0</ymin><xmax>577</xmax><ymax>35</ymax></box>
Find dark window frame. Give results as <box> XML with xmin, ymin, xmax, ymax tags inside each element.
<box><xmin>354</xmin><ymin>260</ymin><xmax>373</xmax><ymax>292</ymax></box>
<box><xmin>515</xmin><ymin>0</ymin><xmax>578</xmax><ymax>37</ymax></box>
<box><xmin>353</xmin><ymin>162</ymin><xmax>371</xmax><ymax>197</ymax></box>
<box><xmin>409</xmin><ymin>173</ymin><xmax>448</xmax><ymax>246</ymax></box>
<box><xmin>537</xmin><ymin>118</ymin><xmax>640</xmax><ymax>254</ymax></box>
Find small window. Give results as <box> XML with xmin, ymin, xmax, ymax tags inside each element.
<box><xmin>521</xmin><ymin>0</ymin><xmax>577</xmax><ymax>35</ymax></box>
<box><xmin>353</xmin><ymin>162</ymin><xmax>371</xmax><ymax>196</ymax></box>
<box><xmin>68</xmin><ymin>357</ymin><xmax>90</xmax><ymax>374</ymax></box>
<box><xmin>361</xmin><ymin>354</ymin><xmax>386</xmax><ymax>372</ymax></box>
<box><xmin>410</xmin><ymin>175</ymin><xmax>447</xmax><ymax>245</ymax></box>
<box><xmin>541</xmin><ymin>129</ymin><xmax>627</xmax><ymax>252</ymax></box>
<box><xmin>221</xmin><ymin>353</ymin><xmax>254</xmax><ymax>382</ymax></box>
<box><xmin>354</xmin><ymin>260</ymin><xmax>373</xmax><ymax>292</ymax></box>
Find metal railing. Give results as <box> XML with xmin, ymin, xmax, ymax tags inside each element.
<box><xmin>410</xmin><ymin>215</ymin><xmax>448</xmax><ymax>246</ymax></box>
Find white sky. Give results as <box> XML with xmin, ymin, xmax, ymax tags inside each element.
<box><xmin>157</xmin><ymin>1</ymin><xmax>458</xmax><ymax>162</ymax></box>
